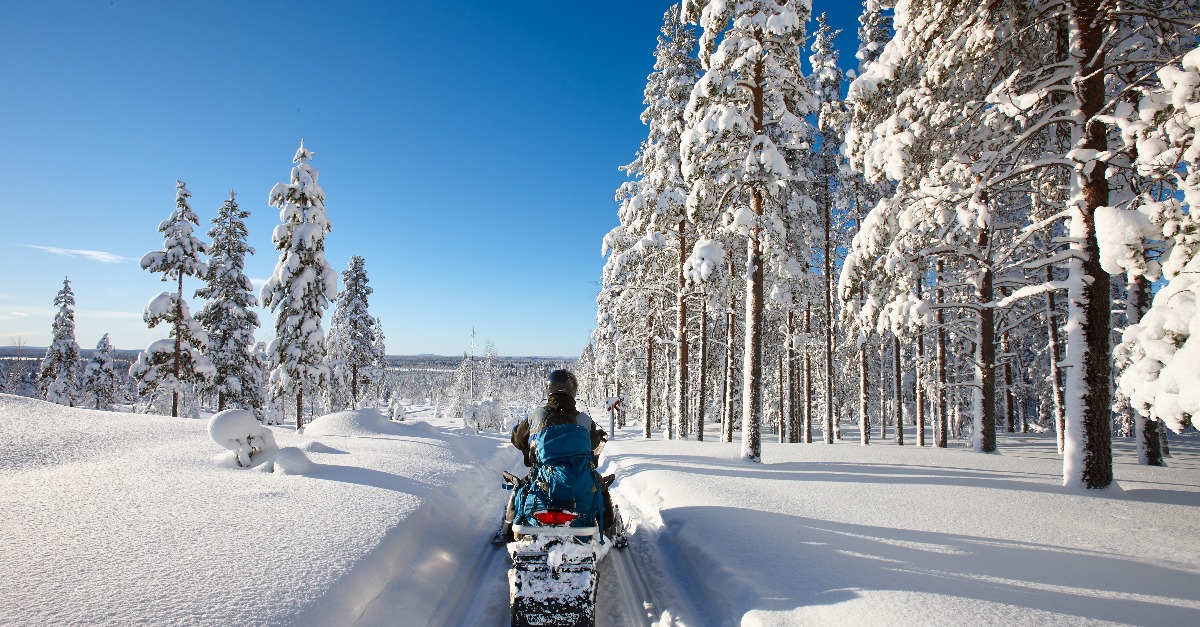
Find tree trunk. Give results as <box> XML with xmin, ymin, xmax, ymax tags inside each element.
<box><xmin>740</xmin><ymin>53</ymin><xmax>766</xmax><ymax>463</ymax></box>
<box><xmin>859</xmin><ymin>336</ymin><xmax>869</xmax><ymax>446</ymax></box>
<box><xmin>173</xmin><ymin>272</ymin><xmax>183</xmax><ymax>418</ymax></box>
<box><xmin>777</xmin><ymin>354</ymin><xmax>785</xmax><ymax>443</ymax></box>
<box><xmin>698</xmin><ymin>302</ymin><xmax>708</xmax><ymax>442</ymax></box>
<box><xmin>352</xmin><ymin>363</ymin><xmax>360</xmax><ymax>408</ymax></box>
<box><xmin>823</xmin><ymin>176</ymin><xmax>836</xmax><ymax>446</ymax></box>
<box><xmin>296</xmin><ymin>388</ymin><xmax>304</xmax><ymax>431</ymax></box>
<box><xmin>879</xmin><ymin>343</ymin><xmax>887</xmax><ymax>440</ymax></box>
<box><xmin>644</xmin><ymin>310</ymin><xmax>654</xmax><ymax>439</ymax></box>
<box><xmin>1045</xmin><ymin>266</ymin><xmax>1067</xmax><ymax>452</ymax></box>
<box><xmin>976</xmin><ymin>245</ymin><xmax>997</xmax><ymax>453</ymax></box>
<box><xmin>1065</xmin><ymin>0</ymin><xmax>1113</xmax><ymax>488</ymax></box>
<box><xmin>787</xmin><ymin>310</ymin><xmax>799</xmax><ymax>443</ymax></box>
<box><xmin>1002</xmin><ymin>289</ymin><xmax>1015</xmax><ymax>434</ymax></box>
<box><xmin>723</xmin><ymin>263</ymin><xmax>737</xmax><ymax>444</ymax></box>
<box><xmin>742</xmin><ymin>200</ymin><xmax>764</xmax><ymax>462</ymax></box>
<box><xmin>616</xmin><ymin>379</ymin><xmax>625</xmax><ymax>428</ymax></box>
<box><xmin>936</xmin><ymin>259</ymin><xmax>948</xmax><ymax>448</ymax></box>
<box><xmin>805</xmin><ymin>307</ymin><xmax>814</xmax><ymax>444</ymax></box>
<box><xmin>916</xmin><ymin>278</ymin><xmax>925</xmax><ymax>447</ymax></box>
<box><xmin>1126</xmin><ymin>274</ymin><xmax>1163</xmax><ymax>465</ymax></box>
<box><xmin>893</xmin><ymin>334</ymin><xmax>903</xmax><ymax>445</ymax></box>
<box><xmin>674</xmin><ymin>220</ymin><xmax>688</xmax><ymax>441</ymax></box>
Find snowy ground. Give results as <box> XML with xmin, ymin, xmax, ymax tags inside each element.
<box><xmin>2</xmin><ymin>393</ymin><xmax>1198</xmax><ymax>626</ymax></box>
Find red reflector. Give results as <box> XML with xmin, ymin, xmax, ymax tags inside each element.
<box><xmin>532</xmin><ymin>509</ymin><xmax>578</xmax><ymax>526</ymax></box>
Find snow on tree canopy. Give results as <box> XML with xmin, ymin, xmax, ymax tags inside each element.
<box><xmin>39</xmin><ymin>276</ymin><xmax>81</xmax><ymax>406</ymax></box>
<box><xmin>131</xmin><ymin>181</ymin><xmax>213</xmax><ymax>417</ymax></box>
<box><xmin>1112</xmin><ymin>48</ymin><xmax>1200</xmax><ymax>435</ymax></box>
<box><xmin>261</xmin><ymin>140</ymin><xmax>337</xmax><ymax>424</ymax></box>
<box><xmin>196</xmin><ymin>190</ymin><xmax>263</xmax><ymax>414</ymax></box>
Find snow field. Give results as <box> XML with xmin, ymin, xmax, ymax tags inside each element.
<box><xmin>6</xmin><ymin>392</ymin><xmax>1199</xmax><ymax>626</ymax></box>
<box><xmin>602</xmin><ymin>425</ymin><xmax>1200</xmax><ymax>626</ymax></box>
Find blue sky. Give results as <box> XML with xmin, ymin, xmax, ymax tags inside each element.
<box><xmin>1</xmin><ymin>1</ymin><xmax>864</xmax><ymax>357</ymax></box>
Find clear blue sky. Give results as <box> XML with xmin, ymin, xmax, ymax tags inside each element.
<box><xmin>0</xmin><ymin>1</ymin><xmax>863</xmax><ymax>357</ymax></box>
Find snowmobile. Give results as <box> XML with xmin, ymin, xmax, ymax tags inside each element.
<box><xmin>499</xmin><ymin>471</ymin><xmax>626</xmax><ymax>627</ymax></box>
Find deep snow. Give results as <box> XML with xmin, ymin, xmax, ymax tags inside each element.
<box><xmin>2</xmin><ymin>393</ymin><xmax>1198</xmax><ymax>626</ymax></box>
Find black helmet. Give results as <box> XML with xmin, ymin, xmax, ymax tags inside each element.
<box><xmin>546</xmin><ymin>369</ymin><xmax>578</xmax><ymax>399</ymax></box>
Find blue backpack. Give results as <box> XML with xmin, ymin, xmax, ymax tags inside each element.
<box><xmin>513</xmin><ymin>423</ymin><xmax>603</xmax><ymax>531</ymax></box>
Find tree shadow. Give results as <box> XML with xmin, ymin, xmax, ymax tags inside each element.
<box><xmin>310</xmin><ymin>463</ymin><xmax>432</xmax><ymax>497</ymax></box>
<box><xmin>661</xmin><ymin>505</ymin><xmax>1200</xmax><ymax>625</ymax></box>
<box><xmin>605</xmin><ymin>452</ymin><xmax>1200</xmax><ymax>507</ymax></box>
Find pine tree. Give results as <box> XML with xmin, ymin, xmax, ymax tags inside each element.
<box><xmin>39</xmin><ymin>277</ymin><xmax>81</xmax><ymax>406</ymax></box>
<box><xmin>82</xmin><ymin>334</ymin><xmax>117</xmax><ymax>410</ymax></box>
<box><xmin>681</xmin><ymin>0</ymin><xmax>815</xmax><ymax>462</ymax></box>
<box><xmin>810</xmin><ymin>13</ymin><xmax>846</xmax><ymax>446</ymax></box>
<box><xmin>1113</xmin><ymin>46</ymin><xmax>1200</xmax><ymax>445</ymax></box>
<box><xmin>261</xmin><ymin>140</ymin><xmax>337</xmax><ymax>429</ymax></box>
<box><xmin>596</xmin><ymin>5</ymin><xmax>702</xmax><ymax>441</ymax></box>
<box><xmin>131</xmin><ymin>180</ymin><xmax>214</xmax><ymax>417</ymax></box>
<box><xmin>196</xmin><ymin>191</ymin><xmax>262</xmax><ymax>413</ymax></box>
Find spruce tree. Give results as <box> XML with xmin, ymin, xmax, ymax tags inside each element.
<box><xmin>325</xmin><ymin>256</ymin><xmax>382</xmax><ymax>409</ymax></box>
<box><xmin>131</xmin><ymin>180</ymin><xmax>214</xmax><ymax>417</ymax></box>
<box><xmin>261</xmin><ymin>140</ymin><xmax>337</xmax><ymax>429</ymax></box>
<box><xmin>82</xmin><ymin>334</ymin><xmax>117</xmax><ymax>410</ymax></box>
<box><xmin>196</xmin><ymin>191</ymin><xmax>262</xmax><ymax>413</ymax></box>
<box><xmin>39</xmin><ymin>277</ymin><xmax>81</xmax><ymax>406</ymax></box>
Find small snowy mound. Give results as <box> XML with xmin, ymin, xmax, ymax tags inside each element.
<box><xmin>299</xmin><ymin>441</ymin><xmax>347</xmax><ymax>455</ymax></box>
<box><xmin>305</xmin><ymin>409</ymin><xmax>403</xmax><ymax>438</ymax></box>
<box><xmin>209</xmin><ymin>409</ymin><xmax>279</xmax><ymax>467</ymax></box>
<box><xmin>261</xmin><ymin>447</ymin><xmax>315</xmax><ymax>475</ymax></box>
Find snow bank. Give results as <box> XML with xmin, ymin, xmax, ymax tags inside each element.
<box><xmin>304</xmin><ymin>408</ymin><xmax>405</xmax><ymax>438</ymax></box>
<box><xmin>0</xmin><ymin>395</ymin><xmax>502</xmax><ymax>626</ymax></box>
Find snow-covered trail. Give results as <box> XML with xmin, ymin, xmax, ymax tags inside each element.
<box><xmin>349</xmin><ymin>427</ymin><xmax>513</xmax><ymax>626</ymax></box>
<box><xmin>352</xmin><ymin>420</ymin><xmax>681</xmax><ymax>626</ymax></box>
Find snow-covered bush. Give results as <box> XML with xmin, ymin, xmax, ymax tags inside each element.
<box><xmin>209</xmin><ymin>409</ymin><xmax>279</xmax><ymax>467</ymax></box>
<box><xmin>388</xmin><ymin>393</ymin><xmax>407</xmax><ymax>421</ymax></box>
<box><xmin>462</xmin><ymin>398</ymin><xmax>509</xmax><ymax>433</ymax></box>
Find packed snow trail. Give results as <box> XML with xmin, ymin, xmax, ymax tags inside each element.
<box><xmin>353</xmin><ymin>419</ymin><xmax>697</xmax><ymax>626</ymax></box>
<box><xmin>350</xmin><ymin>431</ymin><xmax>513</xmax><ymax>626</ymax></box>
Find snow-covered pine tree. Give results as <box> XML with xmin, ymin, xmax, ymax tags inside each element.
<box><xmin>1113</xmin><ymin>47</ymin><xmax>1200</xmax><ymax>451</ymax></box>
<box><xmin>597</xmin><ymin>6</ymin><xmax>702</xmax><ymax>441</ymax></box>
<box><xmin>446</xmin><ymin>334</ymin><xmax>478</xmax><ymax>426</ymax></box>
<box><xmin>195</xmin><ymin>191</ymin><xmax>262</xmax><ymax>414</ymax></box>
<box><xmin>325</xmin><ymin>256</ymin><xmax>380</xmax><ymax>409</ymax></box>
<box><xmin>39</xmin><ymin>277</ymin><xmax>81</xmax><ymax>406</ymax></box>
<box><xmin>600</xmin><ymin>5</ymin><xmax>702</xmax><ymax>441</ymax></box>
<box><xmin>369</xmin><ymin>318</ymin><xmax>387</xmax><ymax>405</ymax></box>
<box><xmin>810</xmin><ymin>13</ymin><xmax>846</xmax><ymax>446</ymax></box>
<box><xmin>261</xmin><ymin>140</ymin><xmax>338</xmax><ymax>429</ymax></box>
<box><xmin>131</xmin><ymin>180</ymin><xmax>214</xmax><ymax>417</ymax></box>
<box><xmin>82</xmin><ymin>334</ymin><xmax>117</xmax><ymax>410</ymax></box>
<box><xmin>681</xmin><ymin>0</ymin><xmax>816</xmax><ymax>462</ymax></box>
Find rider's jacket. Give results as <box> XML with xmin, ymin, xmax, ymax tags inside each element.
<box><xmin>512</xmin><ymin>393</ymin><xmax>607</xmax><ymax>467</ymax></box>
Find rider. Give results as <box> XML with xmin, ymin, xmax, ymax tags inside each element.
<box><xmin>511</xmin><ymin>370</ymin><xmax>605</xmax><ymax>466</ymax></box>
<box><xmin>502</xmin><ymin>369</ymin><xmax>615</xmax><ymax>540</ymax></box>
